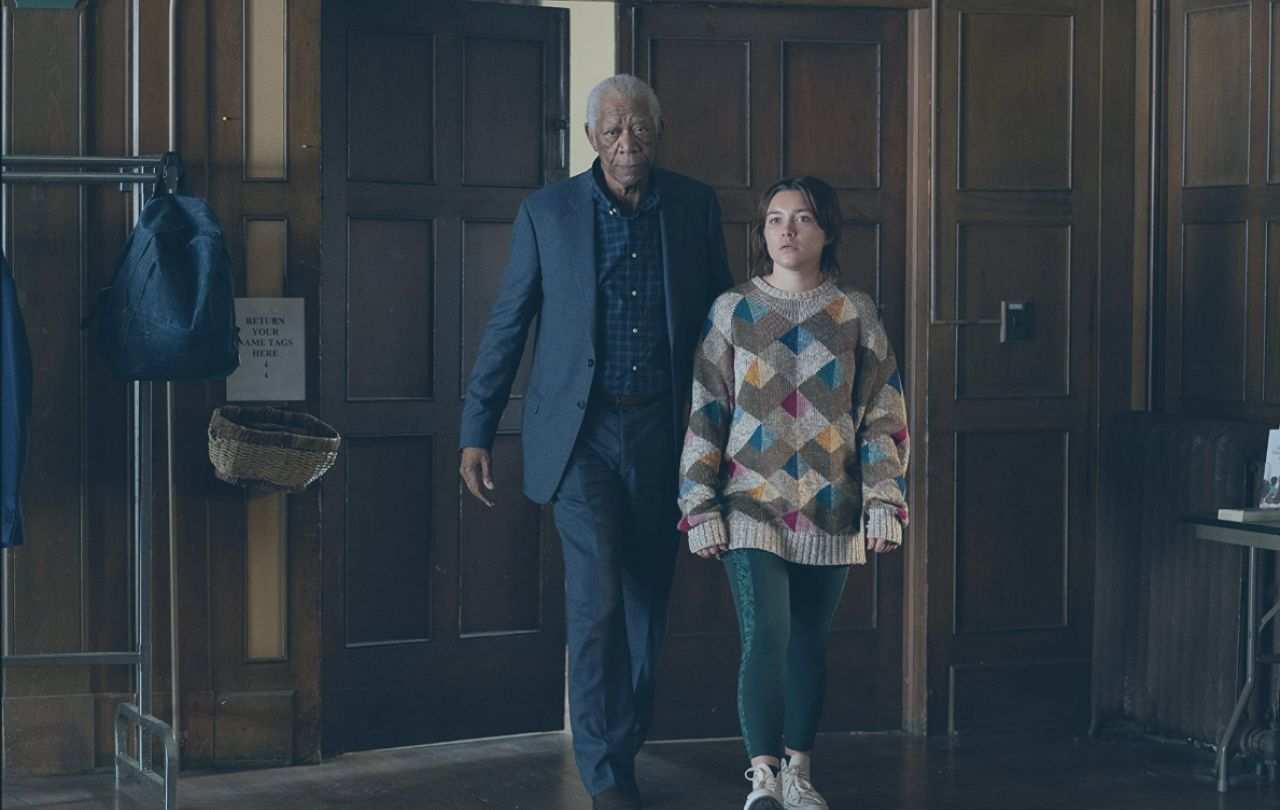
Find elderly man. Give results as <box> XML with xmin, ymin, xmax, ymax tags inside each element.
<box><xmin>460</xmin><ymin>74</ymin><xmax>733</xmax><ymax>810</ymax></box>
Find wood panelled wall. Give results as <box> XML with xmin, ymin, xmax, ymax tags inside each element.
<box><xmin>1</xmin><ymin>0</ymin><xmax>322</xmax><ymax>773</ymax></box>
<box><xmin>1162</xmin><ymin>0</ymin><xmax>1280</xmax><ymax>425</ymax></box>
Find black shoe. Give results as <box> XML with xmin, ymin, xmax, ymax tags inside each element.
<box><xmin>592</xmin><ymin>786</ymin><xmax>642</xmax><ymax>810</ymax></box>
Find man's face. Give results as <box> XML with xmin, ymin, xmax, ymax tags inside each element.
<box><xmin>586</xmin><ymin>92</ymin><xmax>663</xmax><ymax>190</ymax></box>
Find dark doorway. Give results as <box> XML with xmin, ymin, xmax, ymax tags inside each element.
<box><xmin>319</xmin><ymin>0</ymin><xmax>569</xmax><ymax>755</ymax></box>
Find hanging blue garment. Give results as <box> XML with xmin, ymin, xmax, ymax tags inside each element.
<box><xmin>1</xmin><ymin>251</ymin><xmax>33</xmax><ymax>548</ymax></box>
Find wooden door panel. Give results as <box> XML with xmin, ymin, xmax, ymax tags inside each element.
<box><xmin>1183</xmin><ymin>5</ymin><xmax>1251</xmax><ymax>187</ymax></box>
<box><xmin>347</xmin><ymin>28</ymin><xmax>436</xmax><ymax>184</ymax></box>
<box><xmin>343</xmin><ymin>435</ymin><xmax>436</xmax><ymax>646</ymax></box>
<box><xmin>461</xmin><ymin>219</ymin><xmax>535</xmax><ymax>399</ymax></box>
<box><xmin>781</xmin><ymin>41</ymin><xmax>882</xmax><ymax>187</ymax></box>
<box><xmin>321</xmin><ymin>0</ymin><xmax>567</xmax><ymax>755</ymax></box>
<box><xmin>346</xmin><ymin>216</ymin><xmax>436</xmax><ymax>400</ymax></box>
<box><xmin>954</xmin><ymin>224</ymin><xmax>1070</xmax><ymax>399</ymax></box>
<box><xmin>958</xmin><ymin>11</ymin><xmax>1074</xmax><ymax>190</ymax></box>
<box><xmin>1266</xmin><ymin>222</ymin><xmax>1280</xmax><ymax>404</ymax></box>
<box><xmin>462</xmin><ymin>36</ymin><xmax>546</xmax><ymax>188</ymax></box>
<box><xmin>458</xmin><ymin>433</ymin><xmax>545</xmax><ymax>637</ymax></box>
<box><xmin>650</xmin><ymin>38</ymin><xmax>752</xmax><ymax>187</ymax></box>
<box><xmin>954</xmin><ymin>431</ymin><xmax>1069</xmax><ymax>634</ymax></box>
<box><xmin>626</xmin><ymin>3</ymin><xmax>908</xmax><ymax>737</ymax></box>
<box><xmin>1180</xmin><ymin>221</ymin><xmax>1248</xmax><ymax>401</ymax></box>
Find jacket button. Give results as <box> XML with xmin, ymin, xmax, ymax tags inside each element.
<box><xmin>577</xmin><ymin>401</ymin><xmax>585</xmax><ymax>409</ymax></box>
<box><xmin>587</xmin><ymin>359</ymin><xmax>594</xmax><ymax>367</ymax></box>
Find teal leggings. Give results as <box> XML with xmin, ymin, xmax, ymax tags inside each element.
<box><xmin>723</xmin><ymin>549</ymin><xmax>850</xmax><ymax>760</ymax></box>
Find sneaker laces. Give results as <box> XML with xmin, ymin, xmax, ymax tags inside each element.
<box><xmin>745</xmin><ymin>766</ymin><xmax>781</xmax><ymax>794</ymax></box>
<box><xmin>783</xmin><ymin>759</ymin><xmax>825</xmax><ymax>805</ymax></box>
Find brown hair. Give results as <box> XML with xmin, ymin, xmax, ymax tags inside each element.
<box><xmin>750</xmin><ymin>176</ymin><xmax>842</xmax><ymax>278</ymax></box>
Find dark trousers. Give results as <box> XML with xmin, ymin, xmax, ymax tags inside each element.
<box><xmin>551</xmin><ymin>396</ymin><xmax>680</xmax><ymax>797</ymax></box>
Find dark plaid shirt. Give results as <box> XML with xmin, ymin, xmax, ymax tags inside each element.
<box><xmin>592</xmin><ymin>163</ymin><xmax>670</xmax><ymax>396</ymax></box>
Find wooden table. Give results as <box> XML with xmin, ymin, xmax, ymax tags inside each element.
<box><xmin>1180</xmin><ymin>514</ymin><xmax>1280</xmax><ymax>792</ymax></box>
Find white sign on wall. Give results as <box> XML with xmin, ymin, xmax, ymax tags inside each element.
<box><xmin>225</xmin><ymin>298</ymin><xmax>305</xmax><ymax>402</ymax></box>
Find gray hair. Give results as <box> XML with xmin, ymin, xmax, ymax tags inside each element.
<box><xmin>586</xmin><ymin>75</ymin><xmax>662</xmax><ymax>134</ymax></box>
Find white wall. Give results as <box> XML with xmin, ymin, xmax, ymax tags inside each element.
<box><xmin>542</xmin><ymin>1</ymin><xmax>616</xmax><ymax>176</ymax></box>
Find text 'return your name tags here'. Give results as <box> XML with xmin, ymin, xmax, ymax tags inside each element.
<box><xmin>225</xmin><ymin>297</ymin><xmax>305</xmax><ymax>402</ymax></box>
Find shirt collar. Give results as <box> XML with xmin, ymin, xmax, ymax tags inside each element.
<box><xmin>591</xmin><ymin>158</ymin><xmax>660</xmax><ymax>215</ymax></box>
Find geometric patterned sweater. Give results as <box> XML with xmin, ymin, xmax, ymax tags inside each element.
<box><xmin>677</xmin><ymin>277</ymin><xmax>910</xmax><ymax>566</ymax></box>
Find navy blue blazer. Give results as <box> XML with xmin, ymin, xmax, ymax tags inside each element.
<box><xmin>1</xmin><ymin>252</ymin><xmax>33</xmax><ymax>547</ymax></box>
<box><xmin>460</xmin><ymin>168</ymin><xmax>735</xmax><ymax>504</ymax></box>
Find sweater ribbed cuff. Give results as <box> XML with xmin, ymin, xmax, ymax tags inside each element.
<box><xmin>687</xmin><ymin>514</ymin><xmax>728</xmax><ymax>554</ymax></box>
<box><xmin>865</xmin><ymin>506</ymin><xmax>903</xmax><ymax>546</ymax></box>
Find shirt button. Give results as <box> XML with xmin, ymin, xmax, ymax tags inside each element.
<box><xmin>631</xmin><ymin>290</ymin><xmax>638</xmax><ymax>296</ymax></box>
<box><xmin>632</xmin><ymin>365</ymin><xmax>638</xmax><ymax>371</ymax></box>
<box><xmin>631</xmin><ymin>252</ymin><xmax>637</xmax><ymax>259</ymax></box>
<box><xmin>610</xmin><ymin>208</ymin><xmax>617</xmax><ymax>215</ymax></box>
<box><xmin>587</xmin><ymin>359</ymin><xmax>594</xmax><ymax>367</ymax></box>
<box><xmin>632</xmin><ymin>328</ymin><xmax>638</xmax><ymax>334</ymax></box>
<box><xmin>577</xmin><ymin>400</ymin><xmax>586</xmax><ymax>409</ymax></box>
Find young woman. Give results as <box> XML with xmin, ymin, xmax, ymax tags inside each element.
<box><xmin>677</xmin><ymin>176</ymin><xmax>909</xmax><ymax>810</ymax></box>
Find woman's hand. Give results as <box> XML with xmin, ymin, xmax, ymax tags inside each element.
<box><xmin>697</xmin><ymin>544</ymin><xmax>729</xmax><ymax>559</ymax></box>
<box><xmin>866</xmin><ymin>536</ymin><xmax>898</xmax><ymax>554</ymax></box>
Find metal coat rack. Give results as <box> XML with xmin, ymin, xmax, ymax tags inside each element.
<box><xmin>1</xmin><ymin>2</ymin><xmax>185</xmax><ymax>806</ymax></box>
<box><xmin>0</xmin><ymin>153</ymin><xmax>182</xmax><ymax>810</ymax></box>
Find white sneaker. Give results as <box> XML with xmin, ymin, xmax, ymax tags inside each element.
<box><xmin>743</xmin><ymin>765</ymin><xmax>785</xmax><ymax>810</ymax></box>
<box><xmin>781</xmin><ymin>753</ymin><xmax>828</xmax><ymax>810</ymax></box>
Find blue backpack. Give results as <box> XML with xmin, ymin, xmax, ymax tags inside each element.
<box><xmin>84</xmin><ymin>193</ymin><xmax>240</xmax><ymax>381</ymax></box>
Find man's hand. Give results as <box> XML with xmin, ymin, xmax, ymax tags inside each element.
<box><xmin>866</xmin><ymin>536</ymin><xmax>898</xmax><ymax>553</ymax></box>
<box><xmin>460</xmin><ymin>447</ymin><xmax>496</xmax><ymax>507</ymax></box>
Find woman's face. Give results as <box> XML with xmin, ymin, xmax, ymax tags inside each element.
<box><xmin>763</xmin><ymin>190</ymin><xmax>831</xmax><ymax>275</ymax></box>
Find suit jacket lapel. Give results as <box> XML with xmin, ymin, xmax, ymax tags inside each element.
<box><xmin>567</xmin><ymin>172</ymin><xmax>598</xmax><ymax>353</ymax></box>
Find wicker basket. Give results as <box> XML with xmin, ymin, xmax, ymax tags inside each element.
<box><xmin>208</xmin><ymin>406</ymin><xmax>341</xmax><ymax>494</ymax></box>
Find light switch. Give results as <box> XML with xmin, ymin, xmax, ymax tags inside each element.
<box><xmin>1000</xmin><ymin>300</ymin><xmax>1031</xmax><ymax>343</ymax></box>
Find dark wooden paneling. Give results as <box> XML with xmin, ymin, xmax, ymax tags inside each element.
<box><xmin>783</xmin><ymin>41</ymin><xmax>881</xmax><ymax>188</ymax></box>
<box><xmin>955</xmin><ymin>431</ymin><xmax>1068</xmax><ymax>633</ymax></box>
<box><xmin>461</xmin><ymin>219</ymin><xmax>533</xmax><ymax>398</ymax></box>
<box><xmin>1183</xmin><ymin>5</ymin><xmax>1251</xmax><ymax>187</ymax></box>
<box><xmin>212</xmin><ymin>691</ymin><xmax>294</xmax><ymax>765</ymax></box>
<box><xmin>462</xmin><ymin>36</ymin><xmax>544</xmax><ymax>188</ymax></box>
<box><xmin>1268</xmin><ymin>221</ymin><xmax>1280</xmax><ymax>403</ymax></box>
<box><xmin>347</xmin><ymin>28</ymin><xmax>436</xmax><ymax>184</ymax></box>
<box><xmin>7</xmin><ymin>6</ymin><xmax>86</xmax><ymax>696</ymax></box>
<box><xmin>346</xmin><ymin>217</ymin><xmax>435</xmax><ymax>400</ymax></box>
<box><xmin>649</xmin><ymin>39</ymin><xmax>750</xmax><ymax>187</ymax></box>
<box><xmin>1</xmin><ymin>695</ymin><xmax>95</xmax><ymax>775</ymax></box>
<box><xmin>950</xmin><ymin>660</ymin><xmax>1089</xmax><ymax>732</ymax></box>
<box><xmin>1270</xmin><ymin>3</ymin><xmax>1280</xmax><ymax>183</ymax></box>
<box><xmin>958</xmin><ymin>11</ymin><xmax>1073</xmax><ymax>190</ymax></box>
<box><xmin>344</xmin><ymin>435</ymin><xmax>435</xmax><ymax>647</ymax></box>
<box><xmin>838</xmin><ymin>222</ymin><xmax>880</xmax><ymax>301</ymax></box>
<box><xmin>458</xmin><ymin>434</ymin><xmax>542</xmax><ymax>636</ymax></box>
<box><xmin>1179</xmin><ymin>221</ymin><xmax>1248</xmax><ymax>401</ymax></box>
<box><xmin>955</xmin><ymin>224</ymin><xmax>1070</xmax><ymax>399</ymax></box>
<box><xmin>723</xmin><ymin>221</ymin><xmax>752</xmax><ymax>284</ymax></box>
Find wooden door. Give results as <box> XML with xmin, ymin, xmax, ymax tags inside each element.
<box><xmin>319</xmin><ymin>0</ymin><xmax>568</xmax><ymax>754</ymax></box>
<box><xmin>622</xmin><ymin>3</ymin><xmax>909</xmax><ymax>738</ymax></box>
<box><xmin>928</xmin><ymin>0</ymin><xmax>1101</xmax><ymax>732</ymax></box>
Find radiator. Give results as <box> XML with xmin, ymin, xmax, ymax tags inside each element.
<box><xmin>1092</xmin><ymin>412</ymin><xmax>1271</xmax><ymax>743</ymax></box>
